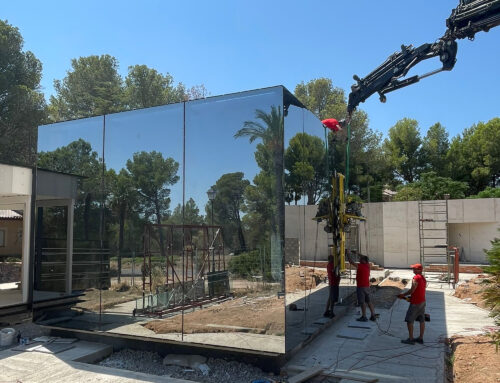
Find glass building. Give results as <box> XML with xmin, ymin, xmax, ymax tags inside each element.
<box><xmin>0</xmin><ymin>86</ymin><xmax>356</xmax><ymax>359</ymax></box>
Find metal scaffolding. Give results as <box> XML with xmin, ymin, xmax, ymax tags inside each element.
<box><xmin>135</xmin><ymin>223</ymin><xmax>230</xmax><ymax>317</ymax></box>
<box><xmin>418</xmin><ymin>199</ymin><xmax>457</xmax><ymax>286</ymax></box>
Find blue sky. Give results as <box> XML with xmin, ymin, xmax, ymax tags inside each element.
<box><xmin>6</xmin><ymin>1</ymin><xmax>500</xmax><ymax>210</ymax></box>
<box><xmin>4</xmin><ymin>0</ymin><xmax>499</xmax><ymax>140</ymax></box>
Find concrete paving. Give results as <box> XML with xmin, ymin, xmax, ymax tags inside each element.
<box><xmin>0</xmin><ymin>340</ymin><xmax>196</xmax><ymax>383</ymax></box>
<box><xmin>285</xmin><ymin>270</ymin><xmax>496</xmax><ymax>383</ymax></box>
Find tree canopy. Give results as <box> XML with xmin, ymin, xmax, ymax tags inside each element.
<box><xmin>285</xmin><ymin>132</ymin><xmax>326</xmax><ymax>205</ymax></box>
<box><xmin>124</xmin><ymin>65</ymin><xmax>187</xmax><ymax>109</ymax></box>
<box><xmin>126</xmin><ymin>151</ymin><xmax>179</xmax><ymax>224</ymax></box>
<box><xmin>0</xmin><ymin>19</ymin><xmax>46</xmax><ymax>165</ymax></box>
<box><xmin>383</xmin><ymin>118</ymin><xmax>423</xmax><ymax>183</ymax></box>
<box><xmin>208</xmin><ymin>172</ymin><xmax>250</xmax><ymax>251</ymax></box>
<box><xmin>49</xmin><ymin>55</ymin><xmax>123</xmax><ymax>120</ymax></box>
<box><xmin>394</xmin><ymin>171</ymin><xmax>468</xmax><ymax>201</ymax></box>
<box><xmin>447</xmin><ymin>118</ymin><xmax>500</xmax><ymax>194</ymax></box>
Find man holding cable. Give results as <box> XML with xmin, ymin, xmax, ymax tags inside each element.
<box><xmin>399</xmin><ymin>263</ymin><xmax>427</xmax><ymax>344</ymax></box>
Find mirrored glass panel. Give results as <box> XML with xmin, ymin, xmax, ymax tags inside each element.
<box><xmin>160</xmin><ymin>87</ymin><xmax>285</xmax><ymax>352</ymax></box>
<box><xmin>101</xmin><ymin>105</ymin><xmax>184</xmax><ymax>336</ymax></box>
<box><xmin>36</xmin><ymin>117</ymin><xmax>105</xmax><ymax>319</ymax></box>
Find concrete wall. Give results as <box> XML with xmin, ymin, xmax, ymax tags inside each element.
<box><xmin>286</xmin><ymin>198</ymin><xmax>500</xmax><ymax>267</ymax></box>
<box><xmin>449</xmin><ymin>222</ymin><xmax>498</xmax><ymax>262</ymax></box>
<box><xmin>285</xmin><ymin>205</ymin><xmax>330</xmax><ymax>261</ymax></box>
<box><xmin>0</xmin><ymin>164</ymin><xmax>32</xmax><ymax>196</ymax></box>
<box><xmin>359</xmin><ymin>203</ymin><xmax>384</xmax><ymax>266</ymax></box>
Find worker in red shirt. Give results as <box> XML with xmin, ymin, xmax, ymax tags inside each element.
<box><xmin>398</xmin><ymin>263</ymin><xmax>427</xmax><ymax>344</ymax></box>
<box><xmin>348</xmin><ymin>253</ymin><xmax>377</xmax><ymax>322</ymax></box>
<box><xmin>324</xmin><ymin>255</ymin><xmax>341</xmax><ymax>318</ymax></box>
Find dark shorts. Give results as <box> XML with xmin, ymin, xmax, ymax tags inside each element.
<box><xmin>329</xmin><ymin>285</ymin><xmax>339</xmax><ymax>303</ymax></box>
<box><xmin>405</xmin><ymin>302</ymin><xmax>426</xmax><ymax>323</ymax></box>
<box><xmin>356</xmin><ymin>287</ymin><xmax>371</xmax><ymax>304</ymax></box>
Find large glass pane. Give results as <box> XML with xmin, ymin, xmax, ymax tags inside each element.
<box><xmin>157</xmin><ymin>87</ymin><xmax>285</xmax><ymax>352</ymax></box>
<box><xmin>36</xmin><ymin>117</ymin><xmax>105</xmax><ymax>316</ymax></box>
<box><xmin>284</xmin><ymin>104</ymin><xmax>312</xmax><ymax>352</ymax></box>
<box><xmin>101</xmin><ymin>105</ymin><xmax>184</xmax><ymax>337</ymax></box>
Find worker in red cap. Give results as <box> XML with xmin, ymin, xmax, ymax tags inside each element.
<box><xmin>398</xmin><ymin>263</ymin><xmax>427</xmax><ymax>344</ymax></box>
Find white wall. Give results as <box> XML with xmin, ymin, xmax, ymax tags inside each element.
<box><xmin>0</xmin><ymin>164</ymin><xmax>32</xmax><ymax>196</ymax></box>
<box><xmin>449</xmin><ymin>222</ymin><xmax>498</xmax><ymax>262</ymax></box>
<box><xmin>286</xmin><ymin>198</ymin><xmax>500</xmax><ymax>267</ymax></box>
<box><xmin>285</xmin><ymin>205</ymin><xmax>330</xmax><ymax>261</ymax></box>
<box><xmin>359</xmin><ymin>203</ymin><xmax>384</xmax><ymax>266</ymax></box>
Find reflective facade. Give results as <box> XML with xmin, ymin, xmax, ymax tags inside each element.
<box><xmin>29</xmin><ymin>86</ymin><xmax>349</xmax><ymax>354</ymax></box>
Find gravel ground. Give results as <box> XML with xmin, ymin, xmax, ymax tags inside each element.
<box><xmin>98</xmin><ymin>349</ymin><xmax>286</xmax><ymax>383</ymax></box>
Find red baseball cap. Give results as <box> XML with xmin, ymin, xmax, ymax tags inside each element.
<box><xmin>322</xmin><ymin>118</ymin><xmax>341</xmax><ymax>132</ymax></box>
<box><xmin>410</xmin><ymin>263</ymin><xmax>423</xmax><ymax>269</ymax></box>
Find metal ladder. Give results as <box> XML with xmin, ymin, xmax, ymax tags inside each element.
<box><xmin>418</xmin><ymin>199</ymin><xmax>451</xmax><ymax>282</ymax></box>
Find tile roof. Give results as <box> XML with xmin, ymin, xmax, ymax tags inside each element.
<box><xmin>0</xmin><ymin>210</ymin><xmax>23</xmax><ymax>219</ymax></box>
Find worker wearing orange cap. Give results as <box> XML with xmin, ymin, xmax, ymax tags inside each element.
<box><xmin>398</xmin><ymin>263</ymin><xmax>427</xmax><ymax>344</ymax></box>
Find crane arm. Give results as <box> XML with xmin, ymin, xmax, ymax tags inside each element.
<box><xmin>346</xmin><ymin>0</ymin><xmax>500</xmax><ymax>115</ymax></box>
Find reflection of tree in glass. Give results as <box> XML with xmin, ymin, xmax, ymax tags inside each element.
<box><xmin>285</xmin><ymin>133</ymin><xmax>327</xmax><ymax>205</ymax></box>
<box><xmin>207</xmin><ymin>172</ymin><xmax>250</xmax><ymax>252</ymax></box>
<box><xmin>235</xmin><ymin>106</ymin><xmax>284</xmax><ymax>281</ymax></box>
<box><xmin>106</xmin><ymin>168</ymin><xmax>138</xmax><ymax>282</ymax></box>
<box><xmin>169</xmin><ymin>198</ymin><xmax>204</xmax><ymax>225</ymax></box>
<box><xmin>38</xmin><ymin>139</ymin><xmax>101</xmax><ymax>241</ymax></box>
<box><xmin>126</xmin><ymin>151</ymin><xmax>179</xmax><ymax>258</ymax></box>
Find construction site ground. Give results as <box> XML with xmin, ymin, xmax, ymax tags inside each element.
<box><xmin>3</xmin><ymin>269</ymin><xmax>497</xmax><ymax>382</ymax></box>
<box><xmin>284</xmin><ymin>270</ymin><xmax>496</xmax><ymax>383</ymax></box>
<box><xmin>446</xmin><ymin>275</ymin><xmax>499</xmax><ymax>383</ymax></box>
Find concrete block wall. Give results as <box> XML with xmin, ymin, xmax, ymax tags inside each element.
<box><xmin>287</xmin><ymin>198</ymin><xmax>500</xmax><ymax>268</ymax></box>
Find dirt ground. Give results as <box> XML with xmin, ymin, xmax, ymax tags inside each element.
<box><xmin>453</xmin><ymin>275</ymin><xmax>491</xmax><ymax>310</ymax></box>
<box><xmin>76</xmin><ymin>283</ymin><xmax>142</xmax><ymax>312</ymax></box>
<box><xmin>144</xmin><ymin>295</ymin><xmax>285</xmax><ymax>336</ymax></box>
<box><xmin>285</xmin><ymin>266</ymin><xmax>327</xmax><ymax>293</ymax></box>
<box><xmin>372</xmin><ymin>279</ymin><xmax>406</xmax><ymax>309</ymax></box>
<box><xmin>447</xmin><ymin>275</ymin><xmax>499</xmax><ymax>383</ymax></box>
<box><xmin>448</xmin><ymin>335</ymin><xmax>500</xmax><ymax>383</ymax></box>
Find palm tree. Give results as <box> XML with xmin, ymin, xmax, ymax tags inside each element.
<box><xmin>234</xmin><ymin>105</ymin><xmax>284</xmax><ymax>282</ymax></box>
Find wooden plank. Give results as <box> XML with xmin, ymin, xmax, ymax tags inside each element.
<box><xmin>288</xmin><ymin>366</ymin><xmax>324</xmax><ymax>383</ymax></box>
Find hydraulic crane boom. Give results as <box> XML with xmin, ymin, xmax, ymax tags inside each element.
<box><xmin>346</xmin><ymin>0</ymin><xmax>500</xmax><ymax>115</ymax></box>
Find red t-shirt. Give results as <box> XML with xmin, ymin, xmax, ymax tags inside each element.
<box><xmin>410</xmin><ymin>274</ymin><xmax>426</xmax><ymax>304</ymax></box>
<box><xmin>356</xmin><ymin>263</ymin><xmax>370</xmax><ymax>287</ymax></box>
<box><xmin>327</xmin><ymin>263</ymin><xmax>340</xmax><ymax>286</ymax></box>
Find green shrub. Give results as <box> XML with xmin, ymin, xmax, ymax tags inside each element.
<box><xmin>483</xmin><ymin>236</ymin><xmax>500</xmax><ymax>324</ymax></box>
<box><xmin>468</xmin><ymin>187</ymin><xmax>500</xmax><ymax>199</ymax></box>
<box><xmin>229</xmin><ymin>249</ymin><xmax>272</xmax><ymax>281</ymax></box>
<box><xmin>482</xmin><ymin>234</ymin><xmax>500</xmax><ymax>351</ymax></box>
